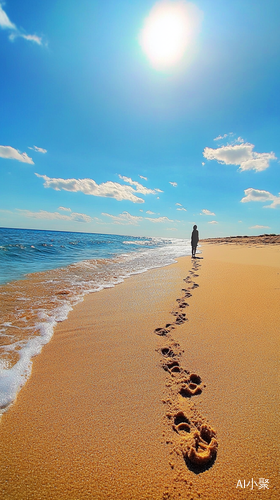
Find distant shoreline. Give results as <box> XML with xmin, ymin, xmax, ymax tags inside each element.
<box><xmin>201</xmin><ymin>233</ymin><xmax>280</xmax><ymax>245</ymax></box>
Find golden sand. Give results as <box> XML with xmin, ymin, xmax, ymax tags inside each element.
<box><xmin>0</xmin><ymin>241</ymin><xmax>279</xmax><ymax>499</ymax></box>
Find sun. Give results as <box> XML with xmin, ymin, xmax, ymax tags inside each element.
<box><xmin>140</xmin><ymin>1</ymin><xmax>201</xmax><ymax>69</ymax></box>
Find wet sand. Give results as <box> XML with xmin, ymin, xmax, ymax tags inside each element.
<box><xmin>0</xmin><ymin>240</ymin><xmax>279</xmax><ymax>499</ymax></box>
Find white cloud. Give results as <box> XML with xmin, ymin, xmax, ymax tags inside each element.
<box><xmin>146</xmin><ymin>216</ymin><xmax>174</xmax><ymax>223</ymax></box>
<box><xmin>214</xmin><ymin>132</ymin><xmax>242</xmax><ymax>143</ymax></box>
<box><xmin>0</xmin><ymin>4</ymin><xmax>15</xmax><ymax>29</ymax></box>
<box><xmin>9</xmin><ymin>32</ymin><xmax>43</xmax><ymax>45</ymax></box>
<box><xmin>177</xmin><ymin>207</ymin><xmax>187</xmax><ymax>211</ymax></box>
<box><xmin>0</xmin><ymin>4</ymin><xmax>44</xmax><ymax>45</ymax></box>
<box><xmin>69</xmin><ymin>213</ymin><xmax>92</xmax><ymax>223</ymax></box>
<box><xmin>214</xmin><ymin>133</ymin><xmax>231</xmax><ymax>141</ymax></box>
<box><xmin>102</xmin><ymin>211</ymin><xmax>143</xmax><ymax>225</ymax></box>
<box><xmin>58</xmin><ymin>206</ymin><xmax>71</xmax><ymax>212</ymax></box>
<box><xmin>139</xmin><ymin>175</ymin><xmax>148</xmax><ymax>181</ymax></box>
<box><xmin>146</xmin><ymin>210</ymin><xmax>155</xmax><ymax>214</ymax></box>
<box><xmin>202</xmin><ymin>162</ymin><xmax>205</xmax><ymax>166</ymax></box>
<box><xmin>29</xmin><ymin>145</ymin><xmax>47</xmax><ymax>154</ymax></box>
<box><xmin>176</xmin><ymin>203</ymin><xmax>182</xmax><ymax>206</ymax></box>
<box><xmin>203</xmin><ymin>143</ymin><xmax>277</xmax><ymax>172</ymax></box>
<box><xmin>249</xmin><ymin>225</ymin><xmax>270</xmax><ymax>229</ymax></box>
<box><xmin>208</xmin><ymin>221</ymin><xmax>218</xmax><ymax>224</ymax></box>
<box><xmin>169</xmin><ymin>182</ymin><xmax>177</xmax><ymax>187</ymax></box>
<box><xmin>93</xmin><ymin>216</ymin><xmax>104</xmax><ymax>224</ymax></box>
<box><xmin>102</xmin><ymin>211</ymin><xmax>177</xmax><ymax>226</ymax></box>
<box><xmin>0</xmin><ymin>209</ymin><xmax>13</xmax><ymax>214</ymax></box>
<box><xmin>241</xmin><ymin>188</ymin><xmax>280</xmax><ymax>208</ymax></box>
<box><xmin>236</xmin><ymin>137</ymin><xmax>245</xmax><ymax>144</ymax></box>
<box><xmin>200</xmin><ymin>209</ymin><xmax>215</xmax><ymax>216</ymax></box>
<box><xmin>22</xmin><ymin>34</ymin><xmax>42</xmax><ymax>44</ymax></box>
<box><xmin>0</xmin><ymin>145</ymin><xmax>34</xmax><ymax>164</ymax></box>
<box><xmin>118</xmin><ymin>175</ymin><xmax>163</xmax><ymax>195</ymax></box>
<box><xmin>16</xmin><ymin>209</ymin><xmax>92</xmax><ymax>223</ymax></box>
<box><xmin>35</xmin><ymin>173</ymin><xmax>147</xmax><ymax>203</ymax></box>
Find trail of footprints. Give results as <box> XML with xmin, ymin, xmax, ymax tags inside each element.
<box><xmin>154</xmin><ymin>260</ymin><xmax>218</xmax><ymax>472</ymax></box>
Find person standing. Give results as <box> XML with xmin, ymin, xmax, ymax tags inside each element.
<box><xmin>191</xmin><ymin>225</ymin><xmax>199</xmax><ymax>258</ymax></box>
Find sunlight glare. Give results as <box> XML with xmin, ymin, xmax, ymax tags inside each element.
<box><xmin>140</xmin><ymin>1</ymin><xmax>202</xmax><ymax>69</ymax></box>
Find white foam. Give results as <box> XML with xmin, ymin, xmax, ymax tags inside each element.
<box><xmin>0</xmin><ymin>236</ymin><xmax>193</xmax><ymax>417</ymax></box>
<box><xmin>0</xmin><ymin>303</ymin><xmax>74</xmax><ymax>416</ymax></box>
<box><xmin>122</xmin><ymin>240</ymin><xmax>152</xmax><ymax>246</ymax></box>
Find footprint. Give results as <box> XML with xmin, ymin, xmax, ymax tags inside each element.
<box><xmin>191</xmin><ymin>283</ymin><xmax>199</xmax><ymax>289</ymax></box>
<box><xmin>181</xmin><ymin>424</ymin><xmax>218</xmax><ymax>466</ymax></box>
<box><xmin>154</xmin><ymin>327</ymin><xmax>170</xmax><ymax>336</ymax></box>
<box><xmin>172</xmin><ymin>312</ymin><xmax>187</xmax><ymax>325</ymax></box>
<box><xmin>176</xmin><ymin>298</ymin><xmax>189</xmax><ymax>309</ymax></box>
<box><xmin>155</xmin><ymin>259</ymin><xmax>218</xmax><ymax>473</ymax></box>
<box><xmin>173</xmin><ymin>411</ymin><xmax>191</xmax><ymax>434</ymax></box>
<box><xmin>179</xmin><ymin>373</ymin><xmax>203</xmax><ymax>397</ymax></box>
<box><xmin>169</xmin><ymin>365</ymin><xmax>181</xmax><ymax>375</ymax></box>
<box><xmin>161</xmin><ymin>347</ymin><xmax>176</xmax><ymax>357</ymax></box>
<box><xmin>178</xmin><ymin>302</ymin><xmax>189</xmax><ymax>309</ymax></box>
<box><xmin>162</xmin><ymin>358</ymin><xmax>181</xmax><ymax>374</ymax></box>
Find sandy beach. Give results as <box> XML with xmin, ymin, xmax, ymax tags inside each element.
<box><xmin>0</xmin><ymin>238</ymin><xmax>279</xmax><ymax>500</ymax></box>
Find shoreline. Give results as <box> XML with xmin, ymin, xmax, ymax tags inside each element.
<box><xmin>0</xmin><ymin>236</ymin><xmax>192</xmax><ymax>415</ymax></box>
<box><xmin>0</xmin><ymin>241</ymin><xmax>279</xmax><ymax>499</ymax></box>
<box><xmin>201</xmin><ymin>233</ymin><xmax>280</xmax><ymax>245</ymax></box>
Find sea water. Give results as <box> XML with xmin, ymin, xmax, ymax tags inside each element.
<box><xmin>0</xmin><ymin>227</ymin><xmax>192</xmax><ymax>416</ymax></box>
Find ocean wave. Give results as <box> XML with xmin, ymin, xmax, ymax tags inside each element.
<box><xmin>122</xmin><ymin>240</ymin><xmax>153</xmax><ymax>246</ymax></box>
<box><xmin>0</xmin><ymin>229</ymin><xmax>192</xmax><ymax>418</ymax></box>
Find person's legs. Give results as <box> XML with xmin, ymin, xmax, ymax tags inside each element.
<box><xmin>192</xmin><ymin>244</ymin><xmax>197</xmax><ymax>258</ymax></box>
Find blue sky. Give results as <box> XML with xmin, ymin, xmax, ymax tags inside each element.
<box><xmin>0</xmin><ymin>0</ymin><xmax>279</xmax><ymax>238</ymax></box>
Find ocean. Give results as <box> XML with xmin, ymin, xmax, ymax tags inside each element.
<box><xmin>0</xmin><ymin>227</ymin><xmax>192</xmax><ymax>417</ymax></box>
